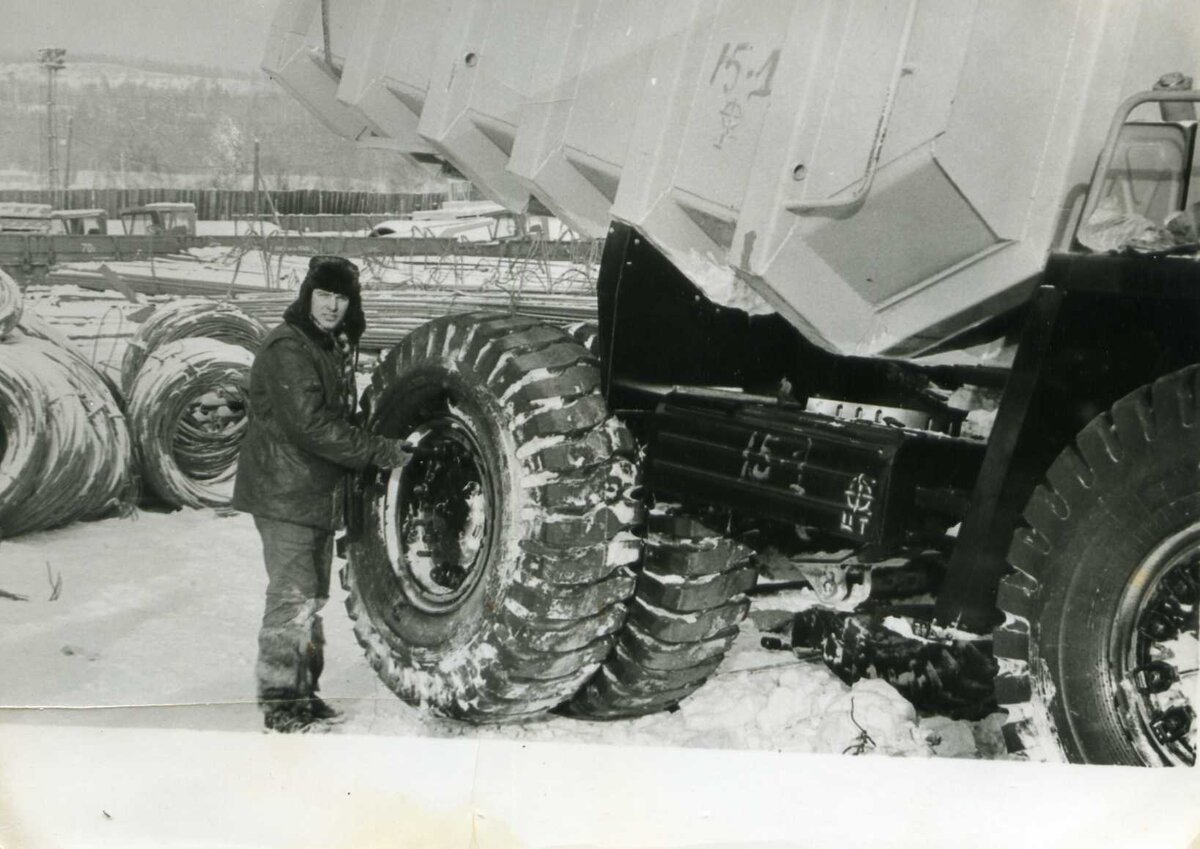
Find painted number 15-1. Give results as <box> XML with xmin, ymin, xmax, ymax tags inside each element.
<box><xmin>709</xmin><ymin>42</ymin><xmax>781</xmax><ymax>150</ymax></box>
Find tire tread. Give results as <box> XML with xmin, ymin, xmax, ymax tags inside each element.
<box><xmin>568</xmin><ymin>510</ymin><xmax>753</xmax><ymax>719</ymax></box>
<box><xmin>994</xmin><ymin>364</ymin><xmax>1200</xmax><ymax>764</ymax></box>
<box><xmin>343</xmin><ymin>313</ymin><xmax>640</xmax><ymax>721</ymax></box>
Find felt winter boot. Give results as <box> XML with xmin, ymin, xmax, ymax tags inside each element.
<box><xmin>303</xmin><ymin>616</ymin><xmax>344</xmax><ymax>724</ymax></box>
<box><xmin>260</xmin><ymin>688</ymin><xmax>325</xmax><ymax>733</ymax></box>
<box><xmin>258</xmin><ymin>626</ymin><xmax>326</xmax><ymax>732</ymax></box>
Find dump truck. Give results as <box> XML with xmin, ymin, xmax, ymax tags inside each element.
<box><xmin>264</xmin><ymin>0</ymin><xmax>1200</xmax><ymax>766</ymax></box>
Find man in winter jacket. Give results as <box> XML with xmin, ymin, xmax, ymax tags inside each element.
<box><xmin>233</xmin><ymin>256</ymin><xmax>412</xmax><ymax>733</ymax></box>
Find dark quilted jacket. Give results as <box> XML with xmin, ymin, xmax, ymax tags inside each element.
<box><xmin>232</xmin><ymin>320</ymin><xmax>397</xmax><ymax>530</ymax></box>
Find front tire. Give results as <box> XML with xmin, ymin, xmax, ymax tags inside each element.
<box><xmin>344</xmin><ymin>313</ymin><xmax>642</xmax><ymax>721</ymax></box>
<box><xmin>995</xmin><ymin>366</ymin><xmax>1200</xmax><ymax>765</ymax></box>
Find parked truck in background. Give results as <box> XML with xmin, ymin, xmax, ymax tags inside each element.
<box><xmin>0</xmin><ymin>204</ymin><xmax>107</xmax><ymax>235</ymax></box>
<box><xmin>117</xmin><ymin>202</ymin><xmax>197</xmax><ymax>237</ymax></box>
<box><xmin>264</xmin><ymin>0</ymin><xmax>1199</xmax><ymax>766</ymax></box>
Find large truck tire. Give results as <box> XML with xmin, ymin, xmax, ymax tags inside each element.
<box><xmin>343</xmin><ymin>313</ymin><xmax>642</xmax><ymax>721</ymax></box>
<box><xmin>568</xmin><ymin>511</ymin><xmax>757</xmax><ymax>719</ymax></box>
<box><xmin>995</xmin><ymin>365</ymin><xmax>1199</xmax><ymax>765</ymax></box>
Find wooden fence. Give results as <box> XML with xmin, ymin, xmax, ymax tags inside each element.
<box><xmin>0</xmin><ymin>188</ymin><xmax>453</xmax><ymax>221</ymax></box>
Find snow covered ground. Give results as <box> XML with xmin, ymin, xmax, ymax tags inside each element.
<box><xmin>0</xmin><ymin>506</ymin><xmax>1005</xmax><ymax>760</ymax></box>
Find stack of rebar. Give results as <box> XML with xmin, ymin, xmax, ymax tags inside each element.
<box><xmin>47</xmin><ymin>266</ymin><xmax>270</xmax><ymax>298</ymax></box>
<box><xmin>234</xmin><ymin>289</ymin><xmax>599</xmax><ymax>353</ymax></box>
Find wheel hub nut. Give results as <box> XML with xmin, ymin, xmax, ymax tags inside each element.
<box><xmin>1151</xmin><ymin>705</ymin><xmax>1196</xmax><ymax>743</ymax></box>
<box><xmin>1131</xmin><ymin>660</ymin><xmax>1180</xmax><ymax>694</ymax></box>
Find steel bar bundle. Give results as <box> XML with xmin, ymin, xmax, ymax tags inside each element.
<box><xmin>234</xmin><ymin>289</ymin><xmax>598</xmax><ymax>353</ymax></box>
<box><xmin>127</xmin><ymin>338</ymin><xmax>253</xmax><ymax>508</ymax></box>
<box><xmin>0</xmin><ymin>333</ymin><xmax>131</xmax><ymax>538</ymax></box>
<box><xmin>0</xmin><ymin>269</ymin><xmax>21</xmax><ymax>339</ymax></box>
<box><xmin>47</xmin><ymin>268</ymin><xmax>271</xmax><ymax>299</ymax></box>
<box><xmin>120</xmin><ymin>299</ymin><xmax>267</xmax><ymax>395</ymax></box>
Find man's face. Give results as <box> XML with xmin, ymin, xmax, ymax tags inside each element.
<box><xmin>311</xmin><ymin>288</ymin><xmax>350</xmax><ymax>331</ymax></box>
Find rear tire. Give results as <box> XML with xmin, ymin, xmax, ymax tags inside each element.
<box><xmin>569</xmin><ymin>510</ymin><xmax>756</xmax><ymax>719</ymax></box>
<box><xmin>344</xmin><ymin>313</ymin><xmax>642</xmax><ymax>721</ymax></box>
<box><xmin>995</xmin><ymin>365</ymin><xmax>1200</xmax><ymax>765</ymax></box>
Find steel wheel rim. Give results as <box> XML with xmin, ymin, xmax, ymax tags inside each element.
<box><xmin>383</xmin><ymin>410</ymin><xmax>497</xmax><ymax>616</ymax></box>
<box><xmin>1110</xmin><ymin>522</ymin><xmax>1200</xmax><ymax>766</ymax></box>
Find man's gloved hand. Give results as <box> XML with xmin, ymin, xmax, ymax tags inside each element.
<box><xmin>380</xmin><ymin>439</ymin><xmax>415</xmax><ymax>469</ymax></box>
<box><xmin>409</xmin><ymin>442</ymin><xmax>458</xmax><ymax>460</ymax></box>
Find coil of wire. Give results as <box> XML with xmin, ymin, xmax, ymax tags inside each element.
<box><xmin>127</xmin><ymin>337</ymin><xmax>253</xmax><ymax>508</ymax></box>
<box><xmin>0</xmin><ymin>331</ymin><xmax>132</xmax><ymax>538</ymax></box>
<box><xmin>0</xmin><ymin>269</ymin><xmax>22</xmax><ymax>339</ymax></box>
<box><xmin>120</xmin><ymin>299</ymin><xmax>266</xmax><ymax>395</ymax></box>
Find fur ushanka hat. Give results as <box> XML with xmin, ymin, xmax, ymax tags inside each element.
<box><xmin>284</xmin><ymin>256</ymin><xmax>366</xmax><ymax>344</ymax></box>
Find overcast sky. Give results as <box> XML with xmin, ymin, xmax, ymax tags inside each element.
<box><xmin>1</xmin><ymin>0</ymin><xmax>278</xmax><ymax>73</ymax></box>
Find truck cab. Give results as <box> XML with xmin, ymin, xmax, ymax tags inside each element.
<box><xmin>117</xmin><ymin>202</ymin><xmax>196</xmax><ymax>237</ymax></box>
<box><xmin>1075</xmin><ymin>92</ymin><xmax>1198</xmax><ymax>251</ymax></box>
<box><xmin>48</xmin><ymin>208</ymin><xmax>108</xmax><ymax>236</ymax></box>
<box><xmin>0</xmin><ymin>203</ymin><xmax>53</xmax><ymax>234</ymax></box>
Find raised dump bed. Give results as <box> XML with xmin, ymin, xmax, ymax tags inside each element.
<box><xmin>264</xmin><ymin>0</ymin><xmax>1199</xmax><ymax>355</ymax></box>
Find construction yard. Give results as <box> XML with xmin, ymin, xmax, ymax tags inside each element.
<box><xmin>1</xmin><ymin>244</ymin><xmax>1007</xmax><ymax>759</ymax></box>
<box><xmin>4</xmin><ymin>2</ymin><xmax>1200</xmax><ymax>845</ymax></box>
<box><xmin>3</xmin><ymin>214</ymin><xmax>1193</xmax><ymax>849</ymax></box>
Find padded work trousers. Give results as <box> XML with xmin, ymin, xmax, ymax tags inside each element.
<box><xmin>253</xmin><ymin>515</ymin><xmax>333</xmax><ymax>709</ymax></box>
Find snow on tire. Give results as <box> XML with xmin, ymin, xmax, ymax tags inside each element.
<box><xmin>562</xmin><ymin>320</ymin><xmax>599</xmax><ymax>358</ymax></box>
<box><xmin>569</xmin><ymin>510</ymin><xmax>756</xmax><ymax>719</ymax></box>
<box><xmin>343</xmin><ymin>313</ymin><xmax>642</xmax><ymax>721</ymax></box>
<box><xmin>995</xmin><ymin>365</ymin><xmax>1200</xmax><ymax>765</ymax></box>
